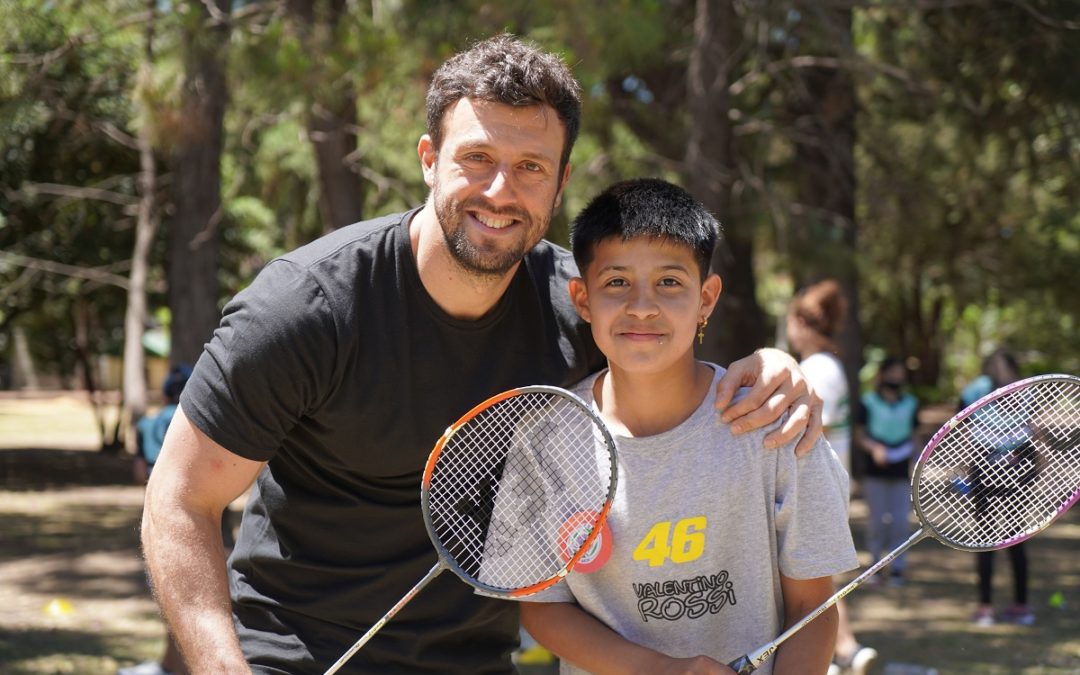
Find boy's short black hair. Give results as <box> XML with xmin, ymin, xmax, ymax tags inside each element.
<box><xmin>570</xmin><ymin>178</ymin><xmax>721</xmax><ymax>280</ymax></box>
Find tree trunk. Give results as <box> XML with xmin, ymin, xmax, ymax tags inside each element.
<box><xmin>286</xmin><ymin>0</ymin><xmax>365</xmax><ymax>231</ymax></box>
<box><xmin>121</xmin><ymin>0</ymin><xmax>159</xmax><ymax>452</ymax></box>
<box><xmin>787</xmin><ymin>8</ymin><xmax>862</xmax><ymax>407</ymax></box>
<box><xmin>310</xmin><ymin>99</ymin><xmax>365</xmax><ymax>231</ymax></box>
<box><xmin>74</xmin><ymin>295</ymin><xmax>114</xmax><ymax>451</ymax></box>
<box><xmin>11</xmin><ymin>326</ymin><xmax>39</xmax><ymax>390</ymax></box>
<box><xmin>169</xmin><ymin>0</ymin><xmax>230</xmax><ymax>366</ymax></box>
<box><xmin>686</xmin><ymin>0</ymin><xmax>767</xmax><ymax>363</ymax></box>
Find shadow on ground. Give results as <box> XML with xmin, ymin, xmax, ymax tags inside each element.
<box><xmin>1</xmin><ymin>440</ymin><xmax>1078</xmax><ymax>674</ymax></box>
<box><xmin>0</xmin><ymin>448</ymin><xmax>133</xmax><ymax>490</ymax></box>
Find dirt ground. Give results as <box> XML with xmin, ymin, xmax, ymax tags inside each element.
<box><xmin>1</xmin><ymin>392</ymin><xmax>1078</xmax><ymax>674</ymax></box>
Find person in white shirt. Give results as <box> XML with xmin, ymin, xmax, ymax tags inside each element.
<box><xmin>787</xmin><ymin>280</ymin><xmax>877</xmax><ymax>675</ymax></box>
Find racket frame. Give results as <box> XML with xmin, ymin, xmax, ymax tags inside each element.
<box><xmin>729</xmin><ymin>373</ymin><xmax>1080</xmax><ymax>674</ymax></box>
<box><xmin>325</xmin><ymin>385</ymin><xmax>618</xmax><ymax>675</ymax></box>
<box><xmin>422</xmin><ymin>384</ymin><xmax>619</xmax><ymax>598</ymax></box>
<box><xmin>911</xmin><ymin>372</ymin><xmax>1080</xmax><ymax>552</ymax></box>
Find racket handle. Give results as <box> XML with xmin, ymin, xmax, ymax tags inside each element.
<box><xmin>324</xmin><ymin>562</ymin><xmax>445</xmax><ymax>675</ymax></box>
<box><xmin>728</xmin><ymin>654</ymin><xmax>760</xmax><ymax>674</ymax></box>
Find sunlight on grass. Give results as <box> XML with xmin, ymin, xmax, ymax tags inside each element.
<box><xmin>0</xmin><ymin>394</ymin><xmax>120</xmax><ymax>451</ymax></box>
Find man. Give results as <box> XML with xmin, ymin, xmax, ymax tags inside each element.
<box><xmin>142</xmin><ymin>34</ymin><xmax>822</xmax><ymax>675</ymax></box>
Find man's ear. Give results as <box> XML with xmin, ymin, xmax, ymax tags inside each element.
<box><xmin>418</xmin><ymin>135</ymin><xmax>437</xmax><ymax>188</ymax></box>
<box><xmin>568</xmin><ymin>276</ymin><xmax>590</xmax><ymax>322</ymax></box>
<box><xmin>700</xmin><ymin>273</ymin><xmax>723</xmax><ymax>320</ymax></box>
<box><xmin>553</xmin><ymin>162</ymin><xmax>572</xmax><ymax>209</ymax></box>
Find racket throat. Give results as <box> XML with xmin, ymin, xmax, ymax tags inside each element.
<box><xmin>324</xmin><ymin>562</ymin><xmax>446</xmax><ymax>675</ymax></box>
<box><xmin>735</xmin><ymin>528</ymin><xmax>930</xmax><ymax>673</ymax></box>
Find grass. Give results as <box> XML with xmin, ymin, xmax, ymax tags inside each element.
<box><xmin>1</xmin><ymin>393</ymin><xmax>1078</xmax><ymax>674</ymax></box>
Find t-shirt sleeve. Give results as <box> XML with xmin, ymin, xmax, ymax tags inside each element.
<box><xmin>179</xmin><ymin>259</ymin><xmax>340</xmax><ymax>461</ymax></box>
<box><xmin>774</xmin><ymin>434</ymin><xmax>859</xmax><ymax>579</ymax></box>
<box><xmin>511</xmin><ymin>578</ymin><xmax>577</xmax><ymax>604</ymax></box>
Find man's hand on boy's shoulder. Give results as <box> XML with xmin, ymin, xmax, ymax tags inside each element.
<box><xmin>715</xmin><ymin>347</ymin><xmax>824</xmax><ymax>457</ymax></box>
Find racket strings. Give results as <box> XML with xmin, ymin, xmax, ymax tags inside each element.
<box><xmin>426</xmin><ymin>391</ymin><xmax>614</xmax><ymax>592</ymax></box>
<box><xmin>915</xmin><ymin>378</ymin><xmax>1080</xmax><ymax>549</ymax></box>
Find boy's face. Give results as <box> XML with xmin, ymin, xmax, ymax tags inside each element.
<box><xmin>418</xmin><ymin>98</ymin><xmax>571</xmax><ymax>278</ymax></box>
<box><xmin>569</xmin><ymin>236</ymin><xmax>721</xmax><ymax>376</ymax></box>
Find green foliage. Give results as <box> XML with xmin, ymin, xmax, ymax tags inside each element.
<box><xmin>0</xmin><ymin>0</ymin><xmax>145</xmax><ymax>378</ymax></box>
<box><xmin>855</xmin><ymin>1</ymin><xmax>1080</xmax><ymax>387</ymax></box>
<box><xmin>1</xmin><ymin>0</ymin><xmax>1077</xmax><ymax>393</ymax></box>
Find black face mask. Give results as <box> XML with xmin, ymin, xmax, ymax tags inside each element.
<box><xmin>880</xmin><ymin>381</ymin><xmax>904</xmax><ymax>392</ymax></box>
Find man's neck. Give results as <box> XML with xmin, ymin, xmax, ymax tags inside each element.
<box><xmin>594</xmin><ymin>359</ymin><xmax>715</xmax><ymax>438</ymax></box>
<box><xmin>408</xmin><ymin>204</ymin><xmax>520</xmax><ymax>320</ymax></box>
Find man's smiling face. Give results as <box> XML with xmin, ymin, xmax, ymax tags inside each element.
<box><xmin>421</xmin><ymin>97</ymin><xmax>570</xmax><ymax>278</ymax></box>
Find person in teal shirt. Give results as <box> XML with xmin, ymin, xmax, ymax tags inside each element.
<box><xmin>134</xmin><ymin>365</ymin><xmax>192</xmax><ymax>482</ymax></box>
<box><xmin>855</xmin><ymin>356</ymin><xmax>919</xmax><ymax>587</ymax></box>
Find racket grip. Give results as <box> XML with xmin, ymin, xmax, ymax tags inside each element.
<box><xmin>728</xmin><ymin>654</ymin><xmax>757</xmax><ymax>674</ymax></box>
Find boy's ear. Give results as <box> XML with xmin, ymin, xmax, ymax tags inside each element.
<box><xmin>568</xmin><ymin>277</ymin><xmax>591</xmax><ymax>322</ymax></box>
<box><xmin>700</xmin><ymin>273</ymin><xmax>722</xmax><ymax>319</ymax></box>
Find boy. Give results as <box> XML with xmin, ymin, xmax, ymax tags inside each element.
<box><xmin>517</xmin><ymin>178</ymin><xmax>858</xmax><ymax>674</ymax></box>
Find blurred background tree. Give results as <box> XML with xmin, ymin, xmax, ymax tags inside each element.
<box><xmin>2</xmin><ymin>0</ymin><xmax>1077</xmax><ymax>450</ymax></box>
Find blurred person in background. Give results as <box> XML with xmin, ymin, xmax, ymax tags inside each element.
<box><xmin>961</xmin><ymin>348</ymin><xmax>1035</xmax><ymax>627</ymax></box>
<box><xmin>855</xmin><ymin>356</ymin><xmax>919</xmax><ymax>589</ymax></box>
<box><xmin>787</xmin><ymin>280</ymin><xmax>878</xmax><ymax>675</ymax></box>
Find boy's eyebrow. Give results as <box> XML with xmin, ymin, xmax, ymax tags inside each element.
<box><xmin>594</xmin><ymin>262</ymin><xmax>694</xmax><ymax>274</ymax></box>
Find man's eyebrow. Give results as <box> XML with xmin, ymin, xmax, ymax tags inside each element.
<box><xmin>517</xmin><ymin>150</ymin><xmax>558</xmax><ymax>164</ymax></box>
<box><xmin>454</xmin><ymin>140</ymin><xmax>557</xmax><ymax>164</ymax></box>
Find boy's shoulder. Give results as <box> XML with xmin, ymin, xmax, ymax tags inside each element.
<box><xmin>569</xmin><ymin>370</ymin><xmax>602</xmax><ymax>401</ymax></box>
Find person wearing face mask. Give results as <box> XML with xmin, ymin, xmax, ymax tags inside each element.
<box><xmin>854</xmin><ymin>356</ymin><xmax>920</xmax><ymax>588</ymax></box>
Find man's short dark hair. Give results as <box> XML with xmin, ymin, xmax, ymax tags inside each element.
<box><xmin>426</xmin><ymin>34</ymin><xmax>582</xmax><ymax>173</ymax></box>
<box><xmin>570</xmin><ymin>178</ymin><xmax>721</xmax><ymax>280</ymax></box>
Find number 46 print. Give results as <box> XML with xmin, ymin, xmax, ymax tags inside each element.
<box><xmin>632</xmin><ymin>516</ymin><xmax>707</xmax><ymax>567</ymax></box>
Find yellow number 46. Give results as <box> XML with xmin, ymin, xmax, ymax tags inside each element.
<box><xmin>632</xmin><ymin>516</ymin><xmax>707</xmax><ymax>567</ymax></box>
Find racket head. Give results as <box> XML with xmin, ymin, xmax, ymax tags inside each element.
<box><xmin>420</xmin><ymin>385</ymin><xmax>618</xmax><ymax>598</ymax></box>
<box><xmin>911</xmin><ymin>373</ymin><xmax>1080</xmax><ymax>552</ymax></box>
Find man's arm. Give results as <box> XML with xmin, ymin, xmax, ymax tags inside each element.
<box><xmin>771</xmin><ymin>575</ymin><xmax>838</xmax><ymax>675</ymax></box>
<box><xmin>521</xmin><ymin>602</ymin><xmax>734</xmax><ymax>675</ymax></box>
<box><xmin>715</xmin><ymin>348</ymin><xmax>824</xmax><ymax>456</ymax></box>
<box><xmin>142</xmin><ymin>404</ymin><xmax>264</xmax><ymax>675</ymax></box>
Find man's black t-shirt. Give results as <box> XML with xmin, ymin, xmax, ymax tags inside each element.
<box><xmin>181</xmin><ymin>209</ymin><xmax>604</xmax><ymax>674</ymax></box>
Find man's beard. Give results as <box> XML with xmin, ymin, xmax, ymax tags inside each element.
<box><xmin>433</xmin><ymin>186</ymin><xmax>551</xmax><ymax>279</ymax></box>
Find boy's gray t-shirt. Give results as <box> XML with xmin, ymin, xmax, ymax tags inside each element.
<box><xmin>520</xmin><ymin>365</ymin><xmax>858</xmax><ymax>674</ymax></box>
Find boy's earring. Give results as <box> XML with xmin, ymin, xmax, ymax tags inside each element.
<box><xmin>697</xmin><ymin>318</ymin><xmax>708</xmax><ymax>345</ymax></box>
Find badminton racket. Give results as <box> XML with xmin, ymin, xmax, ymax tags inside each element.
<box><xmin>324</xmin><ymin>385</ymin><xmax>618</xmax><ymax>675</ymax></box>
<box><xmin>728</xmin><ymin>373</ymin><xmax>1080</xmax><ymax>674</ymax></box>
